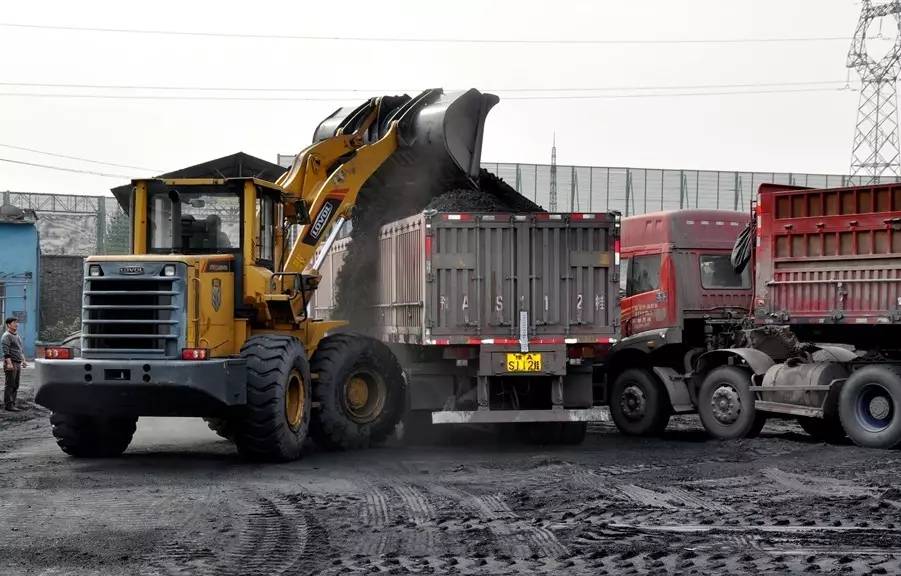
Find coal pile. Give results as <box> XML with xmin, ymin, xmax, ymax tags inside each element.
<box><xmin>333</xmin><ymin>169</ymin><xmax>543</xmax><ymax>331</ymax></box>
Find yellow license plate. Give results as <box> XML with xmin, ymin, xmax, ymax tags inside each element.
<box><xmin>505</xmin><ymin>353</ymin><xmax>543</xmax><ymax>372</ymax></box>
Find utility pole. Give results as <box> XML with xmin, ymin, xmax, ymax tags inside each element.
<box><xmin>848</xmin><ymin>0</ymin><xmax>901</xmax><ymax>181</ymax></box>
<box><xmin>549</xmin><ymin>134</ymin><xmax>558</xmax><ymax>212</ymax></box>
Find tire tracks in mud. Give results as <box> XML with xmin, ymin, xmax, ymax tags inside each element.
<box><xmin>431</xmin><ymin>485</ymin><xmax>569</xmax><ymax>560</ymax></box>
<box><xmin>146</xmin><ymin>492</ymin><xmax>330</xmax><ymax>576</ymax></box>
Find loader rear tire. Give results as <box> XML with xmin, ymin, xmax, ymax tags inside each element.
<box><xmin>50</xmin><ymin>413</ymin><xmax>137</xmax><ymax>458</ymax></box>
<box><xmin>233</xmin><ymin>335</ymin><xmax>311</xmax><ymax>462</ymax></box>
<box><xmin>310</xmin><ymin>334</ymin><xmax>406</xmax><ymax>450</ymax></box>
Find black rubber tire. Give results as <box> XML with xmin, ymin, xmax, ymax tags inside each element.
<box><xmin>203</xmin><ymin>417</ymin><xmax>236</xmax><ymax>441</ymax></box>
<box><xmin>49</xmin><ymin>413</ymin><xmax>137</xmax><ymax>458</ymax></box>
<box><xmin>798</xmin><ymin>416</ymin><xmax>847</xmax><ymax>444</ymax></box>
<box><xmin>519</xmin><ymin>422</ymin><xmax>563</xmax><ymax>444</ymax></box>
<box><xmin>560</xmin><ymin>422</ymin><xmax>588</xmax><ymax>445</ymax></box>
<box><xmin>698</xmin><ymin>366</ymin><xmax>759</xmax><ymax>440</ymax></box>
<box><xmin>310</xmin><ymin>334</ymin><xmax>406</xmax><ymax>450</ymax></box>
<box><xmin>838</xmin><ymin>365</ymin><xmax>901</xmax><ymax>449</ymax></box>
<box><xmin>232</xmin><ymin>334</ymin><xmax>311</xmax><ymax>462</ymax></box>
<box><xmin>609</xmin><ymin>369</ymin><xmax>671</xmax><ymax>436</ymax></box>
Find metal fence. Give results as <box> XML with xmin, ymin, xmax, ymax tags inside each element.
<box><xmin>480</xmin><ymin>163</ymin><xmax>901</xmax><ymax>215</ymax></box>
<box><xmin>7</xmin><ymin>162</ymin><xmax>897</xmax><ymax>255</ymax></box>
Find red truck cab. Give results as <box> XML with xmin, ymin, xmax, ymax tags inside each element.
<box><xmin>604</xmin><ymin>210</ymin><xmax>752</xmax><ymax>435</ymax></box>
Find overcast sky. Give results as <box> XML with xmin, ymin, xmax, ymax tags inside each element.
<box><xmin>0</xmin><ymin>0</ymin><xmax>877</xmax><ymax>196</ymax></box>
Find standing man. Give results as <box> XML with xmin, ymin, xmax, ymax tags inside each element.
<box><xmin>2</xmin><ymin>317</ymin><xmax>26</xmax><ymax>411</ymax></box>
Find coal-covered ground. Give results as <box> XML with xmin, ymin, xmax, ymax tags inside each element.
<box><xmin>3</xmin><ymin>370</ymin><xmax>901</xmax><ymax>576</ymax></box>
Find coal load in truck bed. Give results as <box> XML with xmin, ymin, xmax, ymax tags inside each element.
<box><xmin>333</xmin><ymin>169</ymin><xmax>543</xmax><ymax>331</ymax></box>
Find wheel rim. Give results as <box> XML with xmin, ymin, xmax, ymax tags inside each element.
<box><xmin>855</xmin><ymin>383</ymin><xmax>894</xmax><ymax>432</ymax></box>
<box><xmin>710</xmin><ymin>384</ymin><xmax>742</xmax><ymax>425</ymax></box>
<box><xmin>343</xmin><ymin>370</ymin><xmax>386</xmax><ymax>424</ymax></box>
<box><xmin>285</xmin><ymin>369</ymin><xmax>305</xmax><ymax>430</ymax></box>
<box><xmin>620</xmin><ymin>384</ymin><xmax>647</xmax><ymax>421</ymax></box>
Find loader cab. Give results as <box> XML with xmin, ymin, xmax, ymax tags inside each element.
<box><xmin>619</xmin><ymin>210</ymin><xmax>752</xmax><ymax>340</ymax></box>
<box><xmin>134</xmin><ymin>178</ymin><xmax>291</xmax><ymax>270</ymax></box>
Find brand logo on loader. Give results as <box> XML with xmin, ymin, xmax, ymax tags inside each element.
<box><xmin>310</xmin><ymin>203</ymin><xmax>333</xmax><ymax>240</ymax></box>
<box><xmin>119</xmin><ymin>266</ymin><xmax>144</xmax><ymax>275</ymax></box>
<box><xmin>211</xmin><ymin>279</ymin><xmax>222</xmax><ymax>312</ymax></box>
<box><xmin>301</xmin><ymin>198</ymin><xmax>342</xmax><ymax>246</ymax></box>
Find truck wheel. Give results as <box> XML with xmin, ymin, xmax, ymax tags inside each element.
<box><xmin>798</xmin><ymin>416</ymin><xmax>846</xmax><ymax>444</ymax></box>
<box><xmin>50</xmin><ymin>413</ymin><xmax>137</xmax><ymax>458</ymax></box>
<box><xmin>697</xmin><ymin>366</ymin><xmax>760</xmax><ymax>440</ymax></box>
<box><xmin>203</xmin><ymin>417</ymin><xmax>235</xmax><ymax>441</ymax></box>
<box><xmin>520</xmin><ymin>422</ymin><xmax>563</xmax><ymax>444</ymax></box>
<box><xmin>560</xmin><ymin>422</ymin><xmax>588</xmax><ymax>444</ymax></box>
<box><xmin>609</xmin><ymin>369</ymin><xmax>671</xmax><ymax>436</ymax></box>
<box><xmin>311</xmin><ymin>334</ymin><xmax>406</xmax><ymax>450</ymax></box>
<box><xmin>233</xmin><ymin>335</ymin><xmax>311</xmax><ymax>462</ymax></box>
<box><xmin>838</xmin><ymin>365</ymin><xmax>901</xmax><ymax>449</ymax></box>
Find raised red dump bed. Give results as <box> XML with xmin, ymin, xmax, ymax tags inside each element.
<box><xmin>755</xmin><ymin>182</ymin><xmax>901</xmax><ymax>328</ymax></box>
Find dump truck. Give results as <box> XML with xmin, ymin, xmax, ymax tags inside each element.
<box><xmin>312</xmin><ymin>209</ymin><xmax>621</xmax><ymax>443</ymax></box>
<box><xmin>690</xmin><ymin>182</ymin><xmax>901</xmax><ymax>449</ymax></box>
<box><xmin>599</xmin><ymin>210</ymin><xmax>755</xmax><ymax>436</ymax></box>
<box><xmin>34</xmin><ymin>88</ymin><xmax>500</xmax><ymax>461</ymax></box>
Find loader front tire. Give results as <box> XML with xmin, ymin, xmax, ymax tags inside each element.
<box><xmin>311</xmin><ymin>334</ymin><xmax>406</xmax><ymax>450</ymax></box>
<box><xmin>233</xmin><ymin>335</ymin><xmax>311</xmax><ymax>462</ymax></box>
<box><xmin>50</xmin><ymin>413</ymin><xmax>137</xmax><ymax>458</ymax></box>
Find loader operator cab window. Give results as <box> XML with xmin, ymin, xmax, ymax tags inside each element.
<box><xmin>700</xmin><ymin>254</ymin><xmax>750</xmax><ymax>289</ymax></box>
<box><xmin>255</xmin><ymin>193</ymin><xmax>276</xmax><ymax>268</ymax></box>
<box><xmin>148</xmin><ymin>189</ymin><xmax>241</xmax><ymax>254</ymax></box>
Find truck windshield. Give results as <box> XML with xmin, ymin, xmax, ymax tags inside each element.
<box><xmin>625</xmin><ymin>254</ymin><xmax>661</xmax><ymax>296</ymax></box>
<box><xmin>148</xmin><ymin>190</ymin><xmax>241</xmax><ymax>253</ymax></box>
<box><xmin>700</xmin><ymin>254</ymin><xmax>750</xmax><ymax>289</ymax></box>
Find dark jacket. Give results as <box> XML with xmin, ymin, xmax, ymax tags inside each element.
<box><xmin>2</xmin><ymin>330</ymin><xmax>24</xmax><ymax>365</ymax></box>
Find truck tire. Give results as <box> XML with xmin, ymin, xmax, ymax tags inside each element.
<box><xmin>838</xmin><ymin>365</ymin><xmax>901</xmax><ymax>449</ymax></box>
<box><xmin>697</xmin><ymin>366</ymin><xmax>761</xmax><ymax>440</ymax></box>
<box><xmin>233</xmin><ymin>335</ymin><xmax>311</xmax><ymax>462</ymax></box>
<box><xmin>798</xmin><ymin>416</ymin><xmax>846</xmax><ymax>444</ymax></box>
<box><xmin>50</xmin><ymin>413</ymin><xmax>137</xmax><ymax>458</ymax></box>
<box><xmin>310</xmin><ymin>334</ymin><xmax>406</xmax><ymax>450</ymax></box>
<box><xmin>609</xmin><ymin>369</ymin><xmax>671</xmax><ymax>436</ymax></box>
<box><xmin>560</xmin><ymin>422</ymin><xmax>588</xmax><ymax>444</ymax></box>
<box><xmin>203</xmin><ymin>417</ymin><xmax>235</xmax><ymax>441</ymax></box>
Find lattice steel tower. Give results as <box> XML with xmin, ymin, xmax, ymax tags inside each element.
<box><xmin>848</xmin><ymin>0</ymin><xmax>901</xmax><ymax>181</ymax></box>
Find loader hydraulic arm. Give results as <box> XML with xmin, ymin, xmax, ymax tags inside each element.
<box><xmin>276</xmin><ymin>97</ymin><xmax>398</xmax><ymax>276</ymax></box>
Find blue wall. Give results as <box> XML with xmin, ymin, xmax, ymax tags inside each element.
<box><xmin>0</xmin><ymin>223</ymin><xmax>40</xmax><ymax>357</ymax></box>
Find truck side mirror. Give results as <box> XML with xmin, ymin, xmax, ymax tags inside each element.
<box><xmin>292</xmin><ymin>200</ymin><xmax>312</xmax><ymax>225</ymax></box>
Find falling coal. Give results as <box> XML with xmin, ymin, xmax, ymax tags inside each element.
<box><xmin>333</xmin><ymin>169</ymin><xmax>543</xmax><ymax>331</ymax></box>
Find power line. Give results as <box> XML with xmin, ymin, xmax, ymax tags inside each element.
<box><xmin>0</xmin><ymin>143</ymin><xmax>161</xmax><ymax>172</ymax></box>
<box><xmin>0</xmin><ymin>22</ymin><xmax>852</xmax><ymax>46</ymax></box>
<box><xmin>0</xmin><ymin>79</ymin><xmax>850</xmax><ymax>93</ymax></box>
<box><xmin>0</xmin><ymin>86</ymin><xmax>856</xmax><ymax>103</ymax></box>
<box><xmin>0</xmin><ymin>157</ymin><xmax>131</xmax><ymax>178</ymax></box>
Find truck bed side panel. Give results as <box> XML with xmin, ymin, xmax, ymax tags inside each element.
<box><xmin>756</xmin><ymin>183</ymin><xmax>901</xmax><ymax>325</ymax></box>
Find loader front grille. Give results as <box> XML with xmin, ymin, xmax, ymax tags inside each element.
<box><xmin>82</xmin><ymin>266</ymin><xmax>184</xmax><ymax>358</ymax></box>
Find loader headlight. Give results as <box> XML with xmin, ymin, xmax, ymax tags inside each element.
<box><xmin>88</xmin><ymin>264</ymin><xmax>103</xmax><ymax>277</ymax></box>
<box><xmin>162</xmin><ymin>265</ymin><xmax>176</xmax><ymax>277</ymax></box>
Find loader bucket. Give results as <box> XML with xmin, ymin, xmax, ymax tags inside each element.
<box><xmin>313</xmin><ymin>88</ymin><xmax>499</xmax><ymax>198</ymax></box>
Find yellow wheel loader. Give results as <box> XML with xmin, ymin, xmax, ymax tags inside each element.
<box><xmin>35</xmin><ymin>88</ymin><xmax>498</xmax><ymax>461</ymax></box>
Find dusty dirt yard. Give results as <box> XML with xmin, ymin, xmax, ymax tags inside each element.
<box><xmin>2</xmin><ymin>370</ymin><xmax>901</xmax><ymax>576</ymax></box>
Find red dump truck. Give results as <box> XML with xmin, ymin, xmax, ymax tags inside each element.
<box><xmin>689</xmin><ymin>182</ymin><xmax>901</xmax><ymax>449</ymax></box>
<box><xmin>313</xmin><ymin>210</ymin><xmax>621</xmax><ymax>443</ymax></box>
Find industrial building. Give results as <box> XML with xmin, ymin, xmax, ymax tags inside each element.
<box><xmin>0</xmin><ymin>202</ymin><xmax>40</xmax><ymax>357</ymax></box>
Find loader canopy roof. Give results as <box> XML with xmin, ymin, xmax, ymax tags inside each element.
<box><xmin>110</xmin><ymin>152</ymin><xmax>286</xmax><ymax>213</ymax></box>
